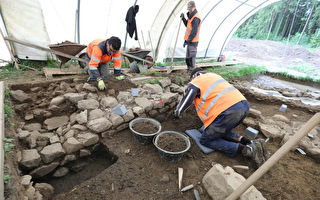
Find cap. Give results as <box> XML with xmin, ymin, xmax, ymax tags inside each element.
<box><xmin>187</xmin><ymin>1</ymin><xmax>195</xmax><ymax>10</ymax></box>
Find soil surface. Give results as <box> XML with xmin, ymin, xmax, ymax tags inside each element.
<box><xmin>51</xmin><ymin>100</ymin><xmax>319</xmax><ymax>200</ymax></box>
<box><xmin>3</xmin><ymin>39</ymin><xmax>320</xmax><ymax>200</ymax></box>
<box><xmin>132</xmin><ymin>121</ymin><xmax>159</xmax><ymax>134</ymax></box>
<box><xmin>225</xmin><ymin>38</ymin><xmax>320</xmax><ymax>74</ymax></box>
<box><xmin>157</xmin><ymin>134</ymin><xmax>187</xmax><ymax>152</ymax></box>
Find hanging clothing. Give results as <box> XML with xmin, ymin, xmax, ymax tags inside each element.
<box><xmin>125</xmin><ymin>5</ymin><xmax>139</xmax><ymax>40</ymax></box>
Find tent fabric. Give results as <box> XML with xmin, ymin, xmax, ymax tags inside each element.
<box><xmin>0</xmin><ymin>0</ymin><xmax>50</xmax><ymax>60</ymax></box>
<box><xmin>0</xmin><ymin>0</ymin><xmax>279</xmax><ymax>62</ymax></box>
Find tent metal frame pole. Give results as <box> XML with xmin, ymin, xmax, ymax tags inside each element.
<box><xmin>123</xmin><ymin>0</ymin><xmax>138</xmax><ymax>50</ymax></box>
<box><xmin>218</xmin><ymin>0</ymin><xmax>270</xmax><ymax>57</ymax></box>
<box><xmin>154</xmin><ymin>0</ymin><xmax>184</xmax><ymax>59</ymax></box>
<box><xmin>202</xmin><ymin>0</ymin><xmax>224</xmax><ymax>22</ymax></box>
<box><xmin>77</xmin><ymin>0</ymin><xmax>80</xmax><ymax>44</ymax></box>
<box><xmin>204</xmin><ymin>0</ymin><xmax>249</xmax><ymax>58</ymax></box>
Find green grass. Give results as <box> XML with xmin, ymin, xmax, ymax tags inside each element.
<box><xmin>146</xmin><ymin>78</ymin><xmax>161</xmax><ymax>85</ymax></box>
<box><xmin>4</xmin><ymin>90</ymin><xmax>14</xmax><ymax>126</ymax></box>
<box><xmin>3</xmin><ymin>138</ymin><xmax>14</xmax><ymax>154</ymax></box>
<box><xmin>276</xmin><ymin>71</ymin><xmax>320</xmax><ymax>82</ymax></box>
<box><xmin>206</xmin><ymin>64</ymin><xmax>267</xmax><ymax>80</ymax></box>
<box><xmin>0</xmin><ymin>63</ymin><xmax>23</xmax><ymax>80</ymax></box>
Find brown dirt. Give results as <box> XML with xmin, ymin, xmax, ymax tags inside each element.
<box><xmin>5</xmin><ymin>75</ymin><xmax>320</xmax><ymax>200</ymax></box>
<box><xmin>157</xmin><ymin>134</ymin><xmax>187</xmax><ymax>152</ymax></box>
<box><xmin>3</xmin><ymin>39</ymin><xmax>320</xmax><ymax>199</ymax></box>
<box><xmin>225</xmin><ymin>38</ymin><xmax>320</xmax><ymax>73</ymax></box>
<box><xmin>132</xmin><ymin>121</ymin><xmax>159</xmax><ymax>134</ymax></box>
<box><xmin>50</xmin><ymin>100</ymin><xmax>319</xmax><ymax>200</ymax></box>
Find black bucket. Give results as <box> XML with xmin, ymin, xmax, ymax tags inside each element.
<box><xmin>153</xmin><ymin>131</ymin><xmax>191</xmax><ymax>162</ymax></box>
<box><xmin>129</xmin><ymin>118</ymin><xmax>161</xmax><ymax>145</ymax></box>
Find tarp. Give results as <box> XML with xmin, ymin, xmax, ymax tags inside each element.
<box><xmin>0</xmin><ymin>0</ymin><xmax>279</xmax><ymax>63</ymax></box>
<box><xmin>0</xmin><ymin>0</ymin><xmax>50</xmax><ymax>60</ymax></box>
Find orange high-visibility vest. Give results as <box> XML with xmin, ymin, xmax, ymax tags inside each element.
<box><xmin>191</xmin><ymin>73</ymin><xmax>246</xmax><ymax>128</ymax></box>
<box><xmin>86</xmin><ymin>39</ymin><xmax>121</xmax><ymax>71</ymax></box>
<box><xmin>184</xmin><ymin>12</ymin><xmax>201</xmax><ymax>42</ymax></box>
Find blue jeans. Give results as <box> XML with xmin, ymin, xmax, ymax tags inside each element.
<box><xmin>200</xmin><ymin>100</ymin><xmax>249</xmax><ymax>157</ymax></box>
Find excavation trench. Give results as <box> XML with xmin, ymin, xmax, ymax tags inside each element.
<box><xmin>34</xmin><ymin>143</ymin><xmax>118</xmax><ymax>195</ymax></box>
<box><xmin>5</xmin><ymin>74</ymin><xmax>320</xmax><ymax>200</ymax></box>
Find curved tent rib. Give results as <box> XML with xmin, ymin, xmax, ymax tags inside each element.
<box><xmin>218</xmin><ymin>0</ymin><xmax>280</xmax><ymax>57</ymax></box>
<box><xmin>204</xmin><ymin>0</ymin><xmax>250</xmax><ymax>58</ymax></box>
<box><xmin>0</xmin><ymin>0</ymin><xmax>282</xmax><ymax>63</ymax></box>
<box><xmin>153</xmin><ymin>0</ymin><xmax>281</xmax><ymax>62</ymax></box>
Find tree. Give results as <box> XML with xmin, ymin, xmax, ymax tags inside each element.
<box><xmin>273</xmin><ymin>0</ymin><xmax>292</xmax><ymax>40</ymax></box>
<box><xmin>287</xmin><ymin>0</ymin><xmax>301</xmax><ymax>44</ymax></box>
<box><xmin>297</xmin><ymin>2</ymin><xmax>315</xmax><ymax>44</ymax></box>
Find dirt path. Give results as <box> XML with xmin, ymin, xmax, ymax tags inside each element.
<box><xmin>225</xmin><ymin>38</ymin><xmax>320</xmax><ymax>79</ymax></box>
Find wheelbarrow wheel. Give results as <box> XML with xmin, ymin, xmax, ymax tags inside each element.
<box><xmin>144</xmin><ymin>56</ymin><xmax>154</xmax><ymax>69</ymax></box>
<box><xmin>78</xmin><ymin>52</ymin><xmax>87</xmax><ymax>69</ymax></box>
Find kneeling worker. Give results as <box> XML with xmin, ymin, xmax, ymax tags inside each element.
<box><xmin>84</xmin><ymin>36</ymin><xmax>123</xmax><ymax>90</ymax></box>
<box><xmin>173</xmin><ymin>68</ymin><xmax>269</xmax><ymax>168</ymax></box>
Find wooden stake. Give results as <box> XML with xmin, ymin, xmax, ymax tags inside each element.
<box><xmin>0</xmin><ymin>82</ymin><xmax>4</xmax><ymax>200</ymax></box>
<box><xmin>148</xmin><ymin>31</ymin><xmax>155</xmax><ymax>62</ymax></box>
<box><xmin>232</xmin><ymin>165</ymin><xmax>249</xmax><ymax>170</ymax></box>
<box><xmin>167</xmin><ymin>19</ymin><xmax>182</xmax><ymax>74</ymax></box>
<box><xmin>141</xmin><ymin>30</ymin><xmax>146</xmax><ymax>49</ymax></box>
<box><xmin>4</xmin><ymin>36</ymin><xmax>86</xmax><ymax>63</ymax></box>
<box><xmin>178</xmin><ymin>167</ymin><xmax>183</xmax><ymax>191</ymax></box>
<box><xmin>181</xmin><ymin>184</ymin><xmax>194</xmax><ymax>192</ymax></box>
<box><xmin>0</xmin><ymin>28</ymin><xmax>19</xmax><ymax>69</ymax></box>
<box><xmin>226</xmin><ymin>112</ymin><xmax>320</xmax><ymax>200</ymax></box>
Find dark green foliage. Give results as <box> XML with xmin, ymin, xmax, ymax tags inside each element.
<box><xmin>235</xmin><ymin>0</ymin><xmax>320</xmax><ymax>48</ymax></box>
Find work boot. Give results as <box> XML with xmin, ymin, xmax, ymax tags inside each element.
<box><xmin>256</xmin><ymin>138</ymin><xmax>271</xmax><ymax>160</ymax></box>
<box><xmin>242</xmin><ymin>142</ymin><xmax>265</xmax><ymax>168</ymax></box>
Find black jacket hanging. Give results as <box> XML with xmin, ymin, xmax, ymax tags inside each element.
<box><xmin>125</xmin><ymin>5</ymin><xmax>139</xmax><ymax>40</ymax></box>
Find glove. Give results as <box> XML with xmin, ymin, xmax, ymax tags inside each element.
<box><xmin>183</xmin><ymin>40</ymin><xmax>188</xmax><ymax>48</ymax></box>
<box><xmin>98</xmin><ymin>79</ymin><xmax>106</xmax><ymax>90</ymax></box>
<box><xmin>115</xmin><ymin>75</ymin><xmax>125</xmax><ymax>80</ymax></box>
<box><xmin>180</xmin><ymin>13</ymin><xmax>184</xmax><ymax>19</ymax></box>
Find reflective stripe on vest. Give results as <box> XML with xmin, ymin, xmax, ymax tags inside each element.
<box><xmin>200</xmin><ymin>86</ymin><xmax>236</xmax><ymax>121</ymax></box>
<box><xmin>184</xmin><ymin>12</ymin><xmax>201</xmax><ymax>42</ymax></box>
<box><xmin>196</xmin><ymin>79</ymin><xmax>226</xmax><ymax>112</ymax></box>
<box><xmin>90</xmin><ymin>55</ymin><xmax>101</xmax><ymax>63</ymax></box>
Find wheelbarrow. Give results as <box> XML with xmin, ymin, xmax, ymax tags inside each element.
<box><xmin>49</xmin><ymin>41</ymin><xmax>87</xmax><ymax>68</ymax></box>
<box><xmin>123</xmin><ymin>48</ymin><xmax>154</xmax><ymax>69</ymax></box>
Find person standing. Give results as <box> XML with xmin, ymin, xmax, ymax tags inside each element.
<box><xmin>173</xmin><ymin>68</ymin><xmax>269</xmax><ymax>168</ymax></box>
<box><xmin>84</xmin><ymin>36</ymin><xmax>122</xmax><ymax>90</ymax></box>
<box><xmin>180</xmin><ymin>1</ymin><xmax>201</xmax><ymax>73</ymax></box>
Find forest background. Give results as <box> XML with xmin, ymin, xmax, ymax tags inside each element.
<box><xmin>235</xmin><ymin>0</ymin><xmax>320</xmax><ymax>48</ymax></box>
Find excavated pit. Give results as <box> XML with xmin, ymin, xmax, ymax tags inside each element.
<box><xmin>5</xmin><ymin>74</ymin><xmax>320</xmax><ymax>200</ymax></box>
<box><xmin>34</xmin><ymin>143</ymin><xmax>118</xmax><ymax>195</ymax></box>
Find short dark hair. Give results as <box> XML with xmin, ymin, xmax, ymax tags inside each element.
<box><xmin>109</xmin><ymin>36</ymin><xmax>121</xmax><ymax>50</ymax></box>
<box><xmin>190</xmin><ymin>67</ymin><xmax>205</xmax><ymax>80</ymax></box>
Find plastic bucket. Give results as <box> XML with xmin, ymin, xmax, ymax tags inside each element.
<box><xmin>129</xmin><ymin>118</ymin><xmax>161</xmax><ymax>145</ymax></box>
<box><xmin>153</xmin><ymin>131</ymin><xmax>191</xmax><ymax>162</ymax></box>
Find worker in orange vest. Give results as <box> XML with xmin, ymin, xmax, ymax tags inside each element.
<box><xmin>180</xmin><ymin>1</ymin><xmax>201</xmax><ymax>74</ymax></box>
<box><xmin>84</xmin><ymin>36</ymin><xmax>123</xmax><ymax>90</ymax></box>
<box><xmin>173</xmin><ymin>68</ymin><xmax>269</xmax><ymax>168</ymax></box>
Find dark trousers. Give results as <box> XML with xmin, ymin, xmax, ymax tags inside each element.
<box><xmin>186</xmin><ymin>45</ymin><xmax>197</xmax><ymax>72</ymax></box>
<box><xmin>200</xmin><ymin>100</ymin><xmax>249</xmax><ymax>157</ymax></box>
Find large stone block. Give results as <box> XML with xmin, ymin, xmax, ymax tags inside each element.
<box><xmin>203</xmin><ymin>164</ymin><xmax>266</xmax><ymax>200</ymax></box>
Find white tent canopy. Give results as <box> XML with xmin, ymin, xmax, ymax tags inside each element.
<box><xmin>0</xmin><ymin>0</ymin><xmax>279</xmax><ymax>63</ymax></box>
